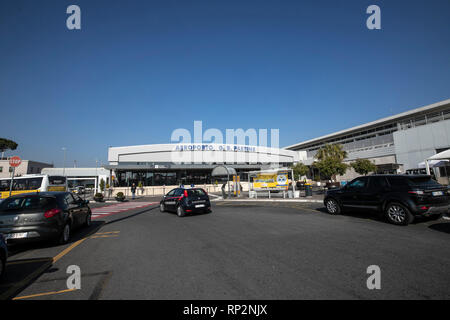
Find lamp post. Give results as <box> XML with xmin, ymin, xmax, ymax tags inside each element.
<box><xmin>62</xmin><ymin>147</ymin><xmax>67</xmax><ymax>177</ymax></box>
<box><xmin>95</xmin><ymin>158</ymin><xmax>98</xmax><ymax>194</ymax></box>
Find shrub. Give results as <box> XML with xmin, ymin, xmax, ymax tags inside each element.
<box><xmin>94</xmin><ymin>193</ymin><xmax>104</xmax><ymax>202</ymax></box>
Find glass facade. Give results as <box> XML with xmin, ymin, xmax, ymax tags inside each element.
<box><xmin>114</xmin><ymin>170</ymin><xmax>215</xmax><ymax>187</ymax></box>
<box><xmin>112</xmin><ymin>169</ymin><xmax>257</xmax><ymax>187</ymax></box>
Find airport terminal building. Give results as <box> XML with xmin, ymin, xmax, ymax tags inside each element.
<box><xmin>105</xmin><ymin>144</ymin><xmax>301</xmax><ymax>187</ymax></box>
<box><xmin>285</xmin><ymin>99</ymin><xmax>450</xmax><ymax>183</ymax></box>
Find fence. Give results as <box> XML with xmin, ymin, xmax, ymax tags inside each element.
<box><xmin>107</xmin><ymin>184</ymin><xmax>223</xmax><ymax>198</ymax></box>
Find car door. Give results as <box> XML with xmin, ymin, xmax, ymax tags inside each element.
<box><xmin>73</xmin><ymin>194</ymin><xmax>88</xmax><ymax>223</ymax></box>
<box><xmin>64</xmin><ymin>193</ymin><xmax>81</xmax><ymax>227</ymax></box>
<box><xmin>359</xmin><ymin>176</ymin><xmax>388</xmax><ymax>210</ymax></box>
<box><xmin>340</xmin><ymin>177</ymin><xmax>368</xmax><ymax>209</ymax></box>
<box><xmin>172</xmin><ymin>189</ymin><xmax>184</xmax><ymax>208</ymax></box>
<box><xmin>163</xmin><ymin>189</ymin><xmax>178</xmax><ymax>211</ymax></box>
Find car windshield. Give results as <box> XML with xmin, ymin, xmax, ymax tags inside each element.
<box><xmin>0</xmin><ymin>197</ymin><xmax>25</xmax><ymax>211</ymax></box>
<box><xmin>0</xmin><ymin>196</ymin><xmax>56</xmax><ymax>212</ymax></box>
<box><xmin>407</xmin><ymin>177</ymin><xmax>441</xmax><ymax>188</ymax></box>
<box><xmin>187</xmin><ymin>189</ymin><xmax>206</xmax><ymax>196</ymax></box>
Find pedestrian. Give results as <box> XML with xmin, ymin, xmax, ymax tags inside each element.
<box><xmin>131</xmin><ymin>183</ymin><xmax>136</xmax><ymax>200</ymax></box>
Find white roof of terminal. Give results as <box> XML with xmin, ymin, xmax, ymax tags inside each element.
<box><xmin>285</xmin><ymin>98</ymin><xmax>450</xmax><ymax>150</ymax></box>
<box><xmin>41</xmin><ymin>167</ymin><xmax>109</xmax><ymax>176</ymax></box>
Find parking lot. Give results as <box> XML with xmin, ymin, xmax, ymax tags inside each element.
<box><xmin>1</xmin><ymin>198</ymin><xmax>450</xmax><ymax>300</ymax></box>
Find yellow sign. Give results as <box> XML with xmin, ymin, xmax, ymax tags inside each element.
<box><xmin>48</xmin><ymin>186</ymin><xmax>66</xmax><ymax>192</ymax></box>
<box><xmin>253</xmin><ymin>171</ymin><xmax>289</xmax><ymax>190</ymax></box>
<box><xmin>233</xmin><ymin>175</ymin><xmax>241</xmax><ymax>195</ymax></box>
<box><xmin>1</xmin><ymin>190</ymin><xmax>39</xmax><ymax>199</ymax></box>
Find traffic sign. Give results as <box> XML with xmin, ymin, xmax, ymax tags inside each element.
<box><xmin>9</xmin><ymin>156</ymin><xmax>22</xmax><ymax>167</ymax></box>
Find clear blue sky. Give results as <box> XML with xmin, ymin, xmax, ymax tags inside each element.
<box><xmin>1</xmin><ymin>0</ymin><xmax>449</xmax><ymax>167</ymax></box>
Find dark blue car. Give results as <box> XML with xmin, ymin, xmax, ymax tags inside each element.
<box><xmin>160</xmin><ymin>188</ymin><xmax>211</xmax><ymax>217</ymax></box>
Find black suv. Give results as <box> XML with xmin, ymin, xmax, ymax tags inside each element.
<box><xmin>160</xmin><ymin>188</ymin><xmax>211</xmax><ymax>217</ymax></box>
<box><xmin>324</xmin><ymin>175</ymin><xmax>449</xmax><ymax>225</ymax></box>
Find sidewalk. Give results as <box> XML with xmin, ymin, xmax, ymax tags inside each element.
<box><xmin>211</xmin><ymin>193</ymin><xmax>324</xmax><ymax>203</ymax></box>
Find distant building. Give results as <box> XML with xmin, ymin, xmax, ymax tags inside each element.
<box><xmin>0</xmin><ymin>159</ymin><xmax>53</xmax><ymax>178</ymax></box>
<box><xmin>105</xmin><ymin>144</ymin><xmax>300</xmax><ymax>187</ymax></box>
<box><xmin>41</xmin><ymin>167</ymin><xmax>110</xmax><ymax>192</ymax></box>
<box><xmin>285</xmin><ymin>99</ymin><xmax>450</xmax><ymax>183</ymax></box>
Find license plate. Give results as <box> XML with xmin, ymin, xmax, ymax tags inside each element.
<box><xmin>432</xmin><ymin>191</ymin><xmax>444</xmax><ymax>196</ymax></box>
<box><xmin>5</xmin><ymin>232</ymin><xmax>28</xmax><ymax>240</ymax></box>
<box><xmin>195</xmin><ymin>204</ymin><xmax>205</xmax><ymax>208</ymax></box>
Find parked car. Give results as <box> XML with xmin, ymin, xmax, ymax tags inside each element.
<box><xmin>73</xmin><ymin>186</ymin><xmax>85</xmax><ymax>195</ymax></box>
<box><xmin>160</xmin><ymin>188</ymin><xmax>211</xmax><ymax>217</ymax></box>
<box><xmin>0</xmin><ymin>192</ymin><xmax>92</xmax><ymax>244</ymax></box>
<box><xmin>324</xmin><ymin>175</ymin><xmax>449</xmax><ymax>225</ymax></box>
<box><xmin>0</xmin><ymin>233</ymin><xmax>7</xmax><ymax>279</ymax></box>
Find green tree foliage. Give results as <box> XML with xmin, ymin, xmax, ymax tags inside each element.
<box><xmin>350</xmin><ymin>158</ymin><xmax>377</xmax><ymax>176</ymax></box>
<box><xmin>314</xmin><ymin>144</ymin><xmax>348</xmax><ymax>180</ymax></box>
<box><xmin>0</xmin><ymin>138</ymin><xmax>18</xmax><ymax>154</ymax></box>
<box><xmin>291</xmin><ymin>162</ymin><xmax>309</xmax><ymax>180</ymax></box>
<box><xmin>99</xmin><ymin>178</ymin><xmax>105</xmax><ymax>192</ymax></box>
<box><xmin>316</xmin><ymin>144</ymin><xmax>347</xmax><ymax>161</ymax></box>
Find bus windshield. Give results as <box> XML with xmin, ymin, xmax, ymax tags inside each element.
<box><xmin>48</xmin><ymin>176</ymin><xmax>66</xmax><ymax>185</ymax></box>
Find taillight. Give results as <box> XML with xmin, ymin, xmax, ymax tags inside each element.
<box><xmin>44</xmin><ymin>208</ymin><xmax>61</xmax><ymax>218</ymax></box>
<box><xmin>408</xmin><ymin>190</ymin><xmax>424</xmax><ymax>195</ymax></box>
<box><xmin>184</xmin><ymin>190</ymin><xmax>188</xmax><ymax>197</ymax></box>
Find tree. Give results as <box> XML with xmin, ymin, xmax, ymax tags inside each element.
<box><xmin>314</xmin><ymin>144</ymin><xmax>348</xmax><ymax>181</ymax></box>
<box><xmin>99</xmin><ymin>178</ymin><xmax>105</xmax><ymax>192</ymax></box>
<box><xmin>291</xmin><ymin>162</ymin><xmax>309</xmax><ymax>180</ymax></box>
<box><xmin>316</xmin><ymin>144</ymin><xmax>347</xmax><ymax>161</ymax></box>
<box><xmin>351</xmin><ymin>158</ymin><xmax>377</xmax><ymax>176</ymax></box>
<box><xmin>0</xmin><ymin>138</ymin><xmax>18</xmax><ymax>157</ymax></box>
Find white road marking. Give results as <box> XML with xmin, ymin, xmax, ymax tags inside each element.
<box><xmin>91</xmin><ymin>201</ymin><xmax>157</xmax><ymax>219</ymax></box>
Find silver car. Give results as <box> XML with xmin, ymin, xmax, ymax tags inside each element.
<box><xmin>0</xmin><ymin>233</ymin><xmax>7</xmax><ymax>279</ymax></box>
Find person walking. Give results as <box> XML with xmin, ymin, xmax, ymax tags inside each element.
<box><xmin>131</xmin><ymin>183</ymin><xmax>137</xmax><ymax>200</ymax></box>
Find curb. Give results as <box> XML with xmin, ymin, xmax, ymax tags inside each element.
<box><xmin>212</xmin><ymin>198</ymin><xmax>323</xmax><ymax>203</ymax></box>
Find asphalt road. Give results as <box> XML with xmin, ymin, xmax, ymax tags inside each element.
<box><xmin>1</xmin><ymin>199</ymin><xmax>450</xmax><ymax>300</ymax></box>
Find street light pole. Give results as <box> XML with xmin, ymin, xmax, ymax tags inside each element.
<box><xmin>95</xmin><ymin>159</ymin><xmax>99</xmax><ymax>194</ymax></box>
<box><xmin>62</xmin><ymin>147</ymin><xmax>67</xmax><ymax>177</ymax></box>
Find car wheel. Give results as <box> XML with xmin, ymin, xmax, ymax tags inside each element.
<box><xmin>160</xmin><ymin>203</ymin><xmax>165</xmax><ymax>212</ymax></box>
<box><xmin>58</xmin><ymin>223</ymin><xmax>71</xmax><ymax>244</ymax></box>
<box><xmin>325</xmin><ymin>198</ymin><xmax>341</xmax><ymax>215</ymax></box>
<box><xmin>177</xmin><ymin>205</ymin><xmax>185</xmax><ymax>217</ymax></box>
<box><xmin>0</xmin><ymin>253</ymin><xmax>5</xmax><ymax>280</ymax></box>
<box><xmin>385</xmin><ymin>202</ymin><xmax>413</xmax><ymax>225</ymax></box>
<box><xmin>84</xmin><ymin>211</ymin><xmax>92</xmax><ymax>227</ymax></box>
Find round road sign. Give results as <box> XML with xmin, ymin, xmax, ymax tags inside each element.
<box><xmin>9</xmin><ymin>156</ymin><xmax>22</xmax><ymax>167</ymax></box>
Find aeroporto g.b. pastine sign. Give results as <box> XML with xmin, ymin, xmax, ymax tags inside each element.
<box><xmin>170</xmin><ymin>121</ymin><xmax>280</xmax><ymax>164</ymax></box>
<box><xmin>174</xmin><ymin>144</ymin><xmax>257</xmax><ymax>153</ymax></box>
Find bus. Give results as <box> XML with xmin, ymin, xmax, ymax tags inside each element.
<box><xmin>0</xmin><ymin>174</ymin><xmax>67</xmax><ymax>200</ymax></box>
